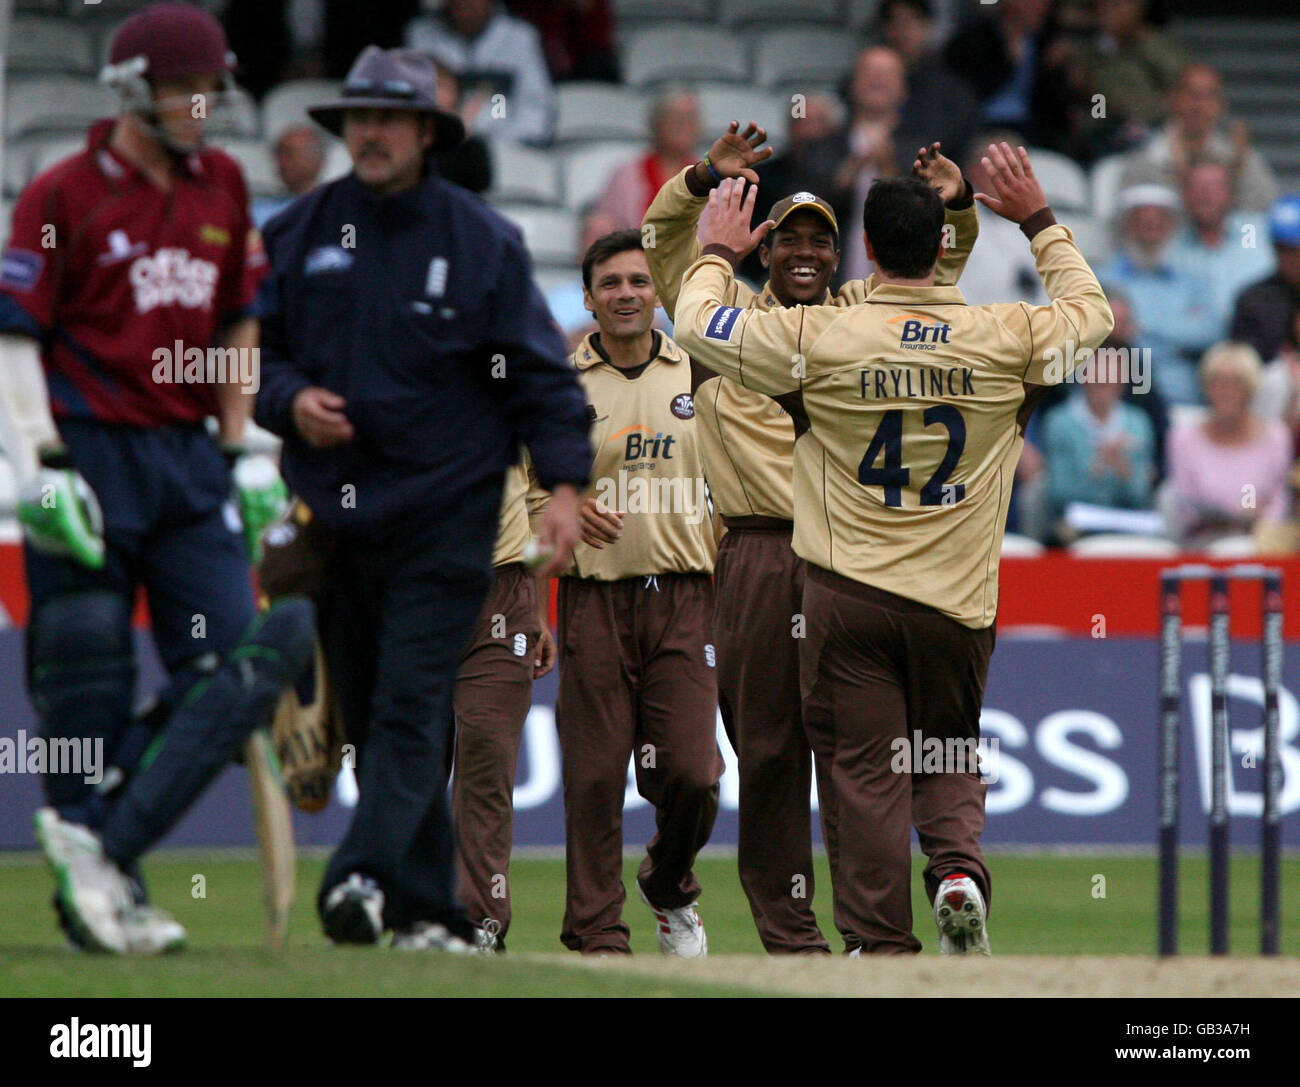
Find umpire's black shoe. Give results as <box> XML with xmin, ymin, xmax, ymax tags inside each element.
<box><xmin>322</xmin><ymin>874</ymin><xmax>385</xmax><ymax>945</ymax></box>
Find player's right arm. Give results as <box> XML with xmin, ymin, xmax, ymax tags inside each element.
<box><xmin>977</xmin><ymin>143</ymin><xmax>1113</xmax><ymax>383</ymax></box>
<box><xmin>0</xmin><ymin>184</ymin><xmax>104</xmax><ymax>567</ymax></box>
<box><xmin>642</xmin><ymin>122</ymin><xmax>772</xmax><ymax>321</ymax></box>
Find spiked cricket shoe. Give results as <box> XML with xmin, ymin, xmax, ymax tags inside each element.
<box><xmin>322</xmin><ymin>873</ymin><xmax>385</xmax><ymax>945</ymax></box>
<box><xmin>123</xmin><ymin>904</ymin><xmax>187</xmax><ymax>954</ymax></box>
<box><xmin>934</xmin><ymin>874</ymin><xmax>991</xmax><ymax>955</ymax></box>
<box><xmin>34</xmin><ymin>808</ymin><xmax>133</xmax><ymax>954</ymax></box>
<box><xmin>638</xmin><ymin>883</ymin><xmax>707</xmax><ymax>958</ymax></box>
<box><xmin>391</xmin><ymin>921</ymin><xmax>476</xmax><ymax>953</ymax></box>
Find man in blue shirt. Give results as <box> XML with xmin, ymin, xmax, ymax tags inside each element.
<box><xmin>255</xmin><ymin>47</ymin><xmax>589</xmax><ymax>951</ymax></box>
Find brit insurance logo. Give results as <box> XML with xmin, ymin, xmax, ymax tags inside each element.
<box><xmin>889</xmin><ymin>311</ymin><xmax>951</xmax><ymax>350</ymax></box>
<box><xmin>129</xmin><ymin>247</ymin><xmax>219</xmax><ymax>314</ymax></box>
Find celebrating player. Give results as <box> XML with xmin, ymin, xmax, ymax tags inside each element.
<box><xmin>0</xmin><ymin>2</ymin><xmax>312</xmax><ymax>954</ymax></box>
<box><xmin>556</xmin><ymin>230</ymin><xmax>723</xmax><ymax>957</ymax></box>
<box><xmin>675</xmin><ymin>143</ymin><xmax>1113</xmax><ymax>954</ymax></box>
<box><xmin>641</xmin><ymin>124</ymin><xmax>979</xmax><ymax>954</ymax></box>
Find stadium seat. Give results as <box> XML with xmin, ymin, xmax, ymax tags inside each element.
<box><xmin>611</xmin><ymin>0</ymin><xmax>716</xmax><ymax>20</ymax></box>
<box><xmin>1056</xmin><ymin>213</ymin><xmax>1112</xmax><ymax>265</ymax></box>
<box><xmin>261</xmin><ymin>80</ymin><xmax>341</xmax><ymax>140</ymax></box>
<box><xmin>558</xmin><ymin>141</ymin><xmax>643</xmax><ymax>213</ymax></box>
<box><xmin>24</xmin><ymin>134</ymin><xmax>86</xmax><ymax>184</ymax></box>
<box><xmin>1029</xmin><ymin>149</ymin><xmax>1090</xmax><ymax>211</ymax></box>
<box><xmin>9</xmin><ymin>17</ymin><xmax>97</xmax><ymax>75</ymax></box>
<box><xmin>752</xmin><ymin>29</ymin><xmax>861</xmax><ymax>93</ymax></box>
<box><xmin>5</xmin><ymin>76</ymin><xmax>115</xmax><ymax>139</ymax></box>
<box><xmin>622</xmin><ymin>28</ymin><xmax>750</xmax><ymax>88</ymax></box>
<box><xmin>694</xmin><ymin>83</ymin><xmax>789</xmax><ymax>152</ymax></box>
<box><xmin>1000</xmin><ymin>533</ymin><xmax>1045</xmax><ymax>558</ymax></box>
<box><xmin>1067</xmin><ymin>534</ymin><xmax>1179</xmax><ymax>557</ymax></box>
<box><xmin>1089</xmin><ymin>153</ymin><xmax>1129</xmax><ymax>225</ymax></box>
<box><xmin>718</xmin><ymin>0</ymin><xmax>840</xmax><ymax>25</ymax></box>
<box><xmin>212</xmin><ymin>138</ymin><xmax>281</xmax><ymax>198</ymax></box>
<box><xmin>205</xmin><ymin>86</ymin><xmax>261</xmax><ymax>139</ymax></box>
<box><xmin>555</xmin><ymin>82</ymin><xmax>649</xmax><ymax>144</ymax></box>
<box><xmin>1204</xmin><ymin>535</ymin><xmax>1258</xmax><ymax>558</ymax></box>
<box><xmin>3</xmin><ymin>144</ymin><xmax>33</xmax><ymax>198</ymax></box>
<box><xmin>487</xmin><ymin>142</ymin><xmax>562</xmax><ymax>205</ymax></box>
<box><xmin>494</xmin><ymin>205</ymin><xmax>579</xmax><ymax>266</ymax></box>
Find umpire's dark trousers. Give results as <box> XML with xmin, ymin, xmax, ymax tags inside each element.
<box><xmin>318</xmin><ymin>475</ymin><xmax>503</xmax><ymax>935</ymax></box>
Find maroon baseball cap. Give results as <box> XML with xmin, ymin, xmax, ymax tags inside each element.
<box><xmin>107</xmin><ymin>2</ymin><xmax>235</xmax><ymax>81</ymax></box>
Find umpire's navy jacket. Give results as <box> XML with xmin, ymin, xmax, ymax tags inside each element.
<box><xmin>254</xmin><ymin>169</ymin><xmax>591</xmax><ymax>528</ymax></box>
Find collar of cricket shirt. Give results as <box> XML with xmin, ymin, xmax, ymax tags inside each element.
<box><xmin>576</xmin><ymin>329</ymin><xmax>683</xmax><ymax>371</ymax></box>
<box><xmin>757</xmin><ymin>281</ymin><xmax>832</xmax><ymax>311</ymax></box>
<box><xmin>863</xmin><ymin>282</ymin><xmax>967</xmax><ymax>306</ymax></box>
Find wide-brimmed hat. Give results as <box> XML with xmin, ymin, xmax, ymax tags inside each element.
<box><xmin>308</xmin><ymin>46</ymin><xmax>465</xmax><ymax>151</ymax></box>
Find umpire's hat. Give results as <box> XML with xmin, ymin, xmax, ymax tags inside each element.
<box><xmin>308</xmin><ymin>46</ymin><xmax>465</xmax><ymax>151</ymax></box>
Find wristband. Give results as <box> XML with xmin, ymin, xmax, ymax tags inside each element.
<box><xmin>701</xmin><ymin>155</ymin><xmax>723</xmax><ymax>184</ymax></box>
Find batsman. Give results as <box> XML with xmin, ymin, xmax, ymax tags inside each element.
<box><xmin>0</xmin><ymin>3</ymin><xmax>313</xmax><ymax>954</ymax></box>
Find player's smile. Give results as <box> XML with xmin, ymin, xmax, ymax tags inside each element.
<box><xmin>764</xmin><ymin>211</ymin><xmax>839</xmax><ymax>306</ymax></box>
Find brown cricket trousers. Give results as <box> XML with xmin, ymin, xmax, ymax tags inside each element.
<box><xmin>555</xmin><ymin>573</ymin><xmax>724</xmax><ymax>953</ymax></box>
<box><xmin>714</xmin><ymin>518</ymin><xmax>831</xmax><ymax>954</ymax></box>
<box><xmin>800</xmin><ymin>565</ymin><xmax>994</xmax><ymax>955</ymax></box>
<box><xmin>450</xmin><ymin>562</ymin><xmax>539</xmax><ymax>941</ymax></box>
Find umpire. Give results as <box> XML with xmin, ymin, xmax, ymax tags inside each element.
<box><xmin>254</xmin><ymin>47</ymin><xmax>589</xmax><ymax>950</ymax></box>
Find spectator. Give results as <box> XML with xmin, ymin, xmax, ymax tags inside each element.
<box><xmin>1167</xmin><ymin>159</ymin><xmax>1274</xmax><ymax>345</ymax></box>
<box><xmin>1098</xmin><ymin>184</ymin><xmax>1219</xmax><ymax>405</ymax></box>
<box><xmin>1084</xmin><ymin>0</ymin><xmax>1190</xmax><ymax>136</ymax></box>
<box><xmin>876</xmin><ymin>0</ymin><xmax>980</xmax><ymax>171</ymax></box>
<box><xmin>432</xmin><ymin>61</ymin><xmax>493</xmax><ymax>193</ymax></box>
<box><xmin>506</xmin><ymin>0</ymin><xmax>618</xmax><ymax>83</ymax></box>
<box><xmin>1041</xmin><ymin>361</ymin><xmax>1157</xmax><ymax>530</ymax></box>
<box><xmin>942</xmin><ymin>0</ymin><xmax>1072</xmax><ymax>151</ymax></box>
<box><xmin>797</xmin><ymin>46</ymin><xmax>908</xmax><ymax>282</ymax></box>
<box><xmin>253</xmin><ymin>124</ymin><xmax>328</xmax><ymax>228</ymax></box>
<box><xmin>1230</xmin><ymin>194</ymin><xmax>1300</xmax><ymax>360</ymax></box>
<box><xmin>406</xmin><ymin>0</ymin><xmax>556</xmax><ymax>145</ymax></box>
<box><xmin>1256</xmin><ymin>307</ymin><xmax>1300</xmax><ymax>455</ymax></box>
<box><xmin>1122</xmin><ymin>63</ymin><xmax>1279</xmax><ymax>212</ymax></box>
<box><xmin>954</xmin><ymin>133</ymin><xmax>1048</xmax><ymax>306</ymax></box>
<box><xmin>1167</xmin><ymin>342</ymin><xmax>1292</xmax><ymax>547</ymax></box>
<box><xmin>587</xmin><ymin>89</ymin><xmax>700</xmax><ymax>231</ymax></box>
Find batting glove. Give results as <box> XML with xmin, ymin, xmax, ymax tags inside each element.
<box><xmin>17</xmin><ymin>446</ymin><xmax>106</xmax><ymax>570</ymax></box>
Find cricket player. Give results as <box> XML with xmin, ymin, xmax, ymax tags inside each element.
<box><xmin>557</xmin><ymin>230</ymin><xmax>722</xmax><ymax>957</ymax></box>
<box><xmin>0</xmin><ymin>2</ymin><xmax>312</xmax><ymax>954</ymax></box>
<box><xmin>451</xmin><ymin>451</ymin><xmax>554</xmax><ymax>949</ymax></box>
<box><xmin>642</xmin><ymin>123</ymin><xmax>979</xmax><ymax>954</ymax></box>
<box><xmin>254</xmin><ymin>47</ymin><xmax>588</xmax><ymax>952</ymax></box>
<box><xmin>675</xmin><ymin>143</ymin><xmax>1113</xmax><ymax>954</ymax></box>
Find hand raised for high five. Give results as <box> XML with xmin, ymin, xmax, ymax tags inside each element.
<box><xmin>912</xmin><ymin>141</ymin><xmax>965</xmax><ymax>206</ymax></box>
<box><xmin>973</xmin><ymin>142</ymin><xmax>1050</xmax><ymax>225</ymax></box>
<box><xmin>695</xmin><ymin>121</ymin><xmax>774</xmax><ymax>187</ymax></box>
<box><xmin>700</xmin><ymin>178</ymin><xmax>776</xmax><ymax>259</ymax></box>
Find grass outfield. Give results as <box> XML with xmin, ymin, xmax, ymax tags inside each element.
<box><xmin>1</xmin><ymin>850</ymin><xmax>1297</xmax><ymax>997</ymax></box>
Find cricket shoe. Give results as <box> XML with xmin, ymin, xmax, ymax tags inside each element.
<box><xmin>933</xmin><ymin>874</ymin><xmax>991</xmax><ymax>956</ymax></box>
<box><xmin>390</xmin><ymin>922</ymin><xmax>475</xmax><ymax>953</ymax></box>
<box><xmin>322</xmin><ymin>873</ymin><xmax>385</xmax><ymax>945</ymax></box>
<box><xmin>122</xmin><ymin>905</ymin><xmax>187</xmax><ymax>955</ymax></box>
<box><xmin>638</xmin><ymin>884</ymin><xmax>707</xmax><ymax>958</ymax></box>
<box><xmin>474</xmin><ymin>918</ymin><xmax>504</xmax><ymax>954</ymax></box>
<box><xmin>34</xmin><ymin>808</ymin><xmax>133</xmax><ymax>954</ymax></box>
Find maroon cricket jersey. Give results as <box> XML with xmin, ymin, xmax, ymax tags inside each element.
<box><xmin>0</xmin><ymin>119</ymin><xmax>266</xmax><ymax>427</ymax></box>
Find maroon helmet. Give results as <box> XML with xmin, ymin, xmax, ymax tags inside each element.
<box><xmin>105</xmin><ymin>2</ymin><xmax>235</xmax><ymax>84</ymax></box>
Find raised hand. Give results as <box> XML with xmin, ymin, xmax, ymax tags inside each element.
<box><xmin>701</xmin><ymin>178</ymin><xmax>776</xmax><ymax>259</ymax></box>
<box><xmin>973</xmin><ymin>142</ymin><xmax>1049</xmax><ymax>225</ymax></box>
<box><xmin>698</xmin><ymin>121</ymin><xmax>774</xmax><ymax>185</ymax></box>
<box><xmin>912</xmin><ymin>141</ymin><xmax>964</xmax><ymax>206</ymax></box>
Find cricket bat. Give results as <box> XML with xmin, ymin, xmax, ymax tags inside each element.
<box><xmin>246</xmin><ymin>728</ymin><xmax>295</xmax><ymax>952</ymax></box>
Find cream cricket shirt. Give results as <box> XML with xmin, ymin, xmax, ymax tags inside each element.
<box><xmin>675</xmin><ymin>223</ymin><xmax>1113</xmax><ymax>628</ymax></box>
<box><xmin>492</xmin><ymin>449</ymin><xmax>549</xmax><ymax>567</ymax></box>
<box><xmin>565</xmin><ymin>331</ymin><xmax>716</xmax><ymax>580</ymax></box>
<box><xmin>643</xmin><ymin>167</ymin><xmax>979</xmax><ymax>520</ymax></box>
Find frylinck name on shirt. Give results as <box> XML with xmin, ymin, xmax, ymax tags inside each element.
<box><xmin>859</xmin><ymin>366</ymin><xmax>975</xmax><ymax>400</ymax></box>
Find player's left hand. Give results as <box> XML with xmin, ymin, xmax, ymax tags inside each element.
<box><xmin>912</xmin><ymin>142</ymin><xmax>965</xmax><ymax>206</ymax></box>
<box><xmin>700</xmin><ymin>178</ymin><xmax>776</xmax><ymax>259</ymax></box>
<box><xmin>536</xmin><ymin>484</ymin><xmax>583</xmax><ymax>576</ymax></box>
<box><xmin>230</xmin><ymin>452</ymin><xmax>289</xmax><ymax>564</ymax></box>
<box><xmin>533</xmin><ymin>625</ymin><xmax>556</xmax><ymax>679</ymax></box>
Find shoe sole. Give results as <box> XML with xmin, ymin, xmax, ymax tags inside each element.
<box><xmin>935</xmin><ymin>885</ymin><xmax>990</xmax><ymax>955</ymax></box>
<box><xmin>323</xmin><ymin>891</ymin><xmax>382</xmax><ymax>945</ymax></box>
<box><xmin>34</xmin><ymin>811</ymin><xmax>126</xmax><ymax>954</ymax></box>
